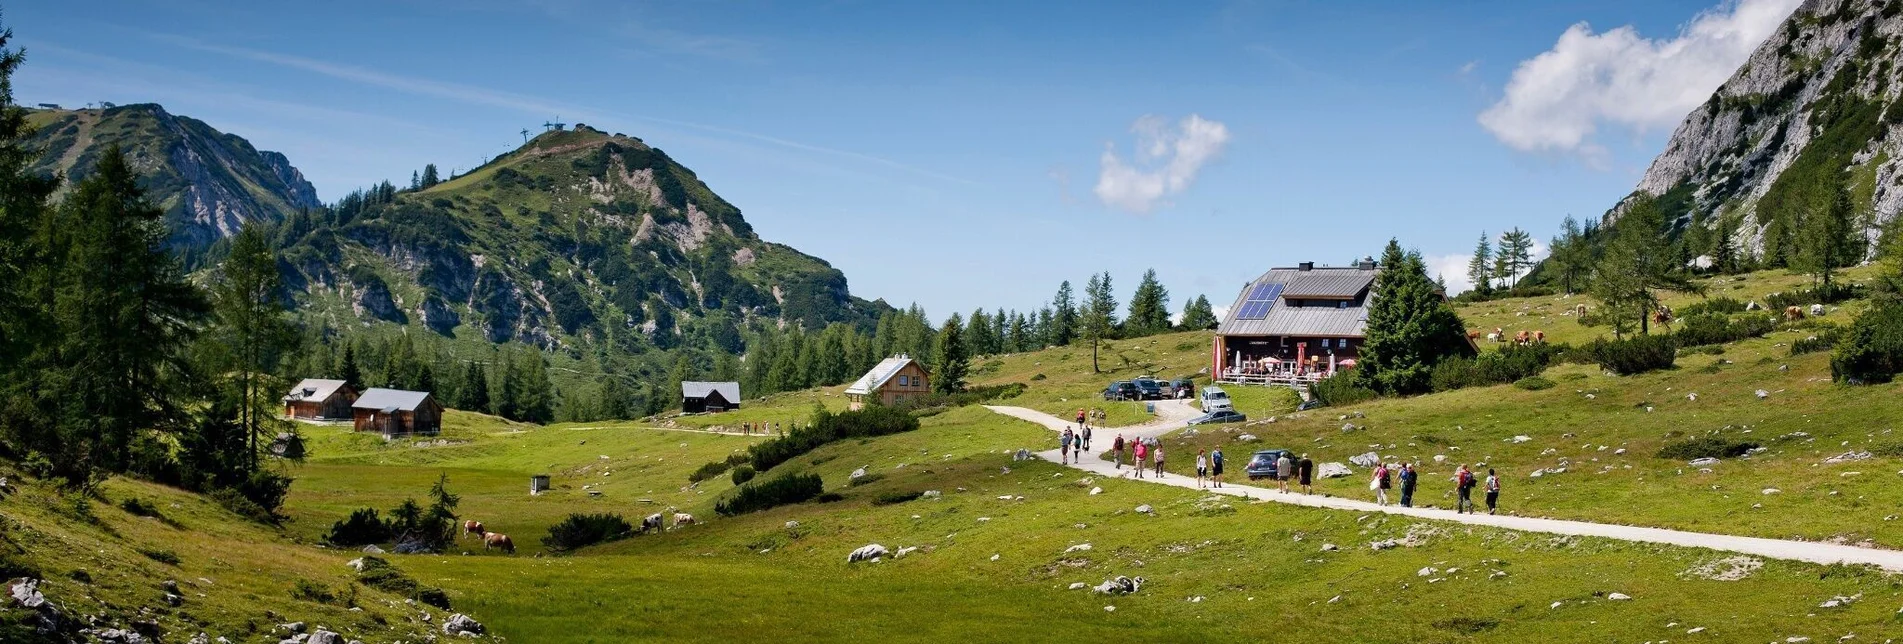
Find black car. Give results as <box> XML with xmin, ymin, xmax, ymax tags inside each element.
<box><xmin>1132</xmin><ymin>377</ymin><xmax>1164</xmax><ymax>400</ymax></box>
<box><xmin>1187</xmin><ymin>409</ymin><xmax>1247</xmax><ymax>425</ymax></box>
<box><xmin>1244</xmin><ymin>449</ymin><xmax>1298</xmax><ymax>481</ymax></box>
<box><xmin>1102</xmin><ymin>381</ymin><xmax>1139</xmax><ymax>401</ymax></box>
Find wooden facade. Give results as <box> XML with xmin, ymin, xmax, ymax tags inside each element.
<box><xmin>350</xmin><ymin>388</ymin><xmax>444</xmax><ymax>436</ymax></box>
<box><xmin>845</xmin><ymin>356</ymin><xmax>931</xmax><ymax>410</ymax></box>
<box><xmin>282</xmin><ymin>379</ymin><xmax>357</xmax><ymax>420</ymax></box>
<box><xmin>681</xmin><ymin>381</ymin><xmax>742</xmax><ymax>414</ymax></box>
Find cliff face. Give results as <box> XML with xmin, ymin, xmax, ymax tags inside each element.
<box><xmin>26</xmin><ymin>103</ymin><xmax>322</xmax><ymax>250</ymax></box>
<box><xmin>1614</xmin><ymin>0</ymin><xmax>1903</xmax><ymax>262</ymax></box>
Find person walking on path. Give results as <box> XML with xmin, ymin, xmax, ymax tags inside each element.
<box><xmin>1076</xmin><ymin>408</ymin><xmax>1087</xmax><ymax>432</ymax></box>
<box><xmin>1195</xmin><ymin>449</ymin><xmax>1208</xmax><ymax>488</ymax></box>
<box><xmin>1073</xmin><ymin>432</ymin><xmax>1084</xmax><ymax>462</ymax></box>
<box><xmin>1275</xmin><ymin>452</ymin><xmax>1293</xmax><ymax>494</ymax></box>
<box><xmin>1059</xmin><ymin>429</ymin><xmax>1074</xmax><ymax>465</ymax></box>
<box><xmin>1455</xmin><ymin>465</ymin><xmax>1476</xmax><ymax>514</ymax></box>
<box><xmin>1081</xmin><ymin>424</ymin><xmax>1092</xmax><ymax>451</ymax></box>
<box><xmin>1372</xmin><ymin>463</ymin><xmax>1391</xmax><ymax>506</ymax></box>
<box><xmin>1399</xmin><ymin>462</ymin><xmax>1418</xmax><ymax>508</ymax></box>
<box><xmin>1298</xmin><ymin>455</ymin><xmax>1314</xmax><ymax>495</ymax></box>
<box><xmin>1112</xmin><ymin>434</ymin><xmax>1126</xmax><ymax>469</ymax></box>
<box><xmin>1211</xmin><ymin>447</ymin><xmax>1225</xmax><ymax>488</ymax></box>
<box><xmin>1153</xmin><ymin>443</ymin><xmax>1166</xmax><ymax>478</ymax></box>
<box><xmin>1485</xmin><ymin>468</ymin><xmax>1501</xmax><ymax>515</ymax></box>
<box><xmin>1132</xmin><ymin>440</ymin><xmax>1148</xmax><ymax>479</ymax></box>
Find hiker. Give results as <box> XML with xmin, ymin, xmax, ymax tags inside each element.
<box><xmin>1081</xmin><ymin>424</ymin><xmax>1092</xmax><ymax>451</ymax></box>
<box><xmin>1211</xmin><ymin>447</ymin><xmax>1225</xmax><ymax>488</ymax></box>
<box><xmin>1455</xmin><ymin>465</ymin><xmax>1476</xmax><ymax>514</ymax></box>
<box><xmin>1298</xmin><ymin>455</ymin><xmax>1314</xmax><ymax>494</ymax></box>
<box><xmin>1276</xmin><ymin>452</ymin><xmax>1293</xmax><ymax>494</ymax></box>
<box><xmin>1132</xmin><ymin>440</ymin><xmax>1148</xmax><ymax>479</ymax></box>
<box><xmin>1076</xmin><ymin>408</ymin><xmax>1087</xmax><ymax>432</ymax></box>
<box><xmin>1112</xmin><ymin>434</ymin><xmax>1126</xmax><ymax>468</ymax></box>
<box><xmin>1372</xmin><ymin>462</ymin><xmax>1391</xmax><ymax>506</ymax></box>
<box><xmin>1060</xmin><ymin>428</ymin><xmax>1074</xmax><ymax>465</ymax></box>
<box><xmin>1195</xmin><ymin>449</ymin><xmax>1208</xmax><ymax>488</ymax></box>
<box><xmin>1073</xmin><ymin>431</ymin><xmax>1084</xmax><ymax>462</ymax></box>
<box><xmin>1485</xmin><ymin>468</ymin><xmax>1501</xmax><ymax>515</ymax></box>
<box><xmin>1399</xmin><ymin>462</ymin><xmax>1417</xmax><ymax>508</ymax></box>
<box><xmin>1153</xmin><ymin>443</ymin><xmax>1166</xmax><ymax>478</ymax></box>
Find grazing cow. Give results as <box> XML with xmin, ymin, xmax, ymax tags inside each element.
<box><xmin>1493</xmin><ymin>327</ymin><xmax>1505</xmax><ymax>342</ymax></box>
<box><xmin>1652</xmin><ymin>306</ymin><xmax>1674</xmax><ymax>328</ymax></box>
<box><xmin>1514</xmin><ymin>330</ymin><xmax>1530</xmax><ymax>346</ymax></box>
<box><xmin>672</xmin><ymin>513</ymin><xmax>696</xmax><ymax>529</ymax></box>
<box><xmin>1485</xmin><ymin>332</ymin><xmax>1500</xmax><ymax>343</ymax></box>
<box><xmin>641</xmin><ymin>513</ymin><xmax>665</xmax><ymax>534</ymax></box>
<box><xmin>1534</xmin><ymin>330</ymin><xmax>1545</xmax><ymax>344</ymax></box>
<box><xmin>484</xmin><ymin>532</ymin><xmax>514</xmax><ymax>554</ymax></box>
<box><xmin>463</xmin><ymin>520</ymin><xmax>485</xmax><ymax>539</ymax></box>
<box><xmin>1785</xmin><ymin>305</ymin><xmax>1805</xmax><ymax>322</ymax></box>
<box><xmin>1466</xmin><ymin>330</ymin><xmax>1481</xmax><ymax>341</ymax></box>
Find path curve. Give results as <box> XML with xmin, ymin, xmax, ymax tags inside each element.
<box><xmin>984</xmin><ymin>404</ymin><xmax>1903</xmax><ymax>572</ymax></box>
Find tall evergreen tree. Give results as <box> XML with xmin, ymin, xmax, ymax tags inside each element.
<box><xmin>1126</xmin><ymin>268</ymin><xmax>1172</xmax><ymax>335</ymax></box>
<box><xmin>1498</xmin><ymin>227</ymin><xmax>1535</xmax><ymax>289</ymax></box>
<box><xmin>1547</xmin><ymin>217</ymin><xmax>1592</xmax><ymax>294</ymax></box>
<box><xmin>337</xmin><ymin>341</ymin><xmax>364</xmax><ymax>391</ymax></box>
<box><xmin>461</xmin><ymin>360</ymin><xmax>490</xmax><ymax>413</ymax></box>
<box><xmin>965</xmin><ymin>309</ymin><xmax>995</xmax><ymax>356</ymax></box>
<box><xmin>208</xmin><ymin>225</ymin><xmax>295</xmax><ymax>469</ymax></box>
<box><xmin>1467</xmin><ymin>232</ymin><xmax>1493</xmax><ymax>295</ymax></box>
<box><xmin>1180</xmin><ymin>295</ymin><xmax>1218</xmax><ymax>329</ymax></box>
<box><xmin>1051</xmin><ymin>281</ymin><xmax>1078</xmax><ymax>346</ymax></box>
<box><xmin>1006</xmin><ymin>311</ymin><xmax>1028</xmax><ymax>353</ymax></box>
<box><xmin>1082</xmin><ymin>272</ymin><xmax>1119</xmax><ymax>373</ymax></box>
<box><xmin>1359</xmin><ymin>240</ymin><xmax>1473</xmax><ymax>396</ymax></box>
<box><xmin>0</xmin><ymin>19</ymin><xmax>62</xmax><ymax>461</ymax></box>
<box><xmin>1796</xmin><ymin>178</ymin><xmax>1863</xmax><ymax>295</ymax></box>
<box><xmin>1590</xmin><ymin>195</ymin><xmax>1700</xmax><ymax>336</ymax></box>
<box><xmin>932</xmin><ymin>314</ymin><xmax>969</xmax><ymax>394</ymax></box>
<box><xmin>420</xmin><ymin>163</ymin><xmax>441</xmax><ymax>188</ymax></box>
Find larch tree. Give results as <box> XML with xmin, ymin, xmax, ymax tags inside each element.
<box><xmin>209</xmin><ymin>224</ymin><xmax>296</xmax><ymax>469</ymax></box>
<box><xmin>1796</xmin><ymin>178</ymin><xmax>1864</xmax><ymax>295</ymax></box>
<box><xmin>1590</xmin><ymin>195</ymin><xmax>1700</xmax><ymax>336</ymax></box>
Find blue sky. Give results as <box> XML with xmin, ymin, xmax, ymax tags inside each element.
<box><xmin>12</xmin><ymin>0</ymin><xmax>1800</xmax><ymax>320</ymax></box>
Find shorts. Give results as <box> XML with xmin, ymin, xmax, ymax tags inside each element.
<box><xmin>1212</xmin><ymin>464</ymin><xmax>1224</xmax><ymax>476</ymax></box>
<box><xmin>1196</xmin><ymin>467</ymin><xmax>1207</xmax><ymax>477</ymax></box>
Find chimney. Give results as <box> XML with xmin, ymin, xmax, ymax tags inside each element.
<box><xmin>1298</xmin><ymin>262</ymin><xmax>1314</xmax><ymax>272</ymax></box>
<box><xmin>1357</xmin><ymin>256</ymin><xmax>1376</xmax><ymax>270</ymax></box>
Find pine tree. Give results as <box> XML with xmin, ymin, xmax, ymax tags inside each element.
<box><xmin>1590</xmin><ymin>195</ymin><xmax>1700</xmax><ymax>336</ymax></box>
<box><xmin>1547</xmin><ymin>217</ymin><xmax>1592</xmax><ymax>293</ymax></box>
<box><xmin>1359</xmin><ymin>239</ymin><xmax>1473</xmax><ymax>396</ymax></box>
<box><xmin>1051</xmin><ymin>281</ymin><xmax>1078</xmax><ymax>346</ymax></box>
<box><xmin>1796</xmin><ymin>178</ymin><xmax>1863</xmax><ymax>295</ymax></box>
<box><xmin>1180</xmin><ymin>295</ymin><xmax>1218</xmax><ymax>329</ymax></box>
<box><xmin>209</xmin><ymin>224</ymin><xmax>295</xmax><ymax>469</ymax></box>
<box><xmin>933</xmin><ymin>314</ymin><xmax>968</xmax><ymax>394</ymax></box>
<box><xmin>1035</xmin><ymin>307</ymin><xmax>1054</xmax><ymax>349</ymax></box>
<box><xmin>1499</xmin><ymin>228</ymin><xmax>1535</xmax><ymax>289</ymax></box>
<box><xmin>965</xmin><ymin>309</ymin><xmax>994</xmax><ymax>356</ymax></box>
<box><xmin>461</xmin><ymin>360</ymin><xmax>490</xmax><ymax>413</ymax></box>
<box><xmin>1126</xmin><ymin>268</ymin><xmax>1172</xmax><ymax>335</ymax></box>
<box><xmin>517</xmin><ymin>350</ymin><xmax>554</xmax><ymax>423</ymax></box>
<box><xmin>1712</xmin><ymin>219</ymin><xmax>1738</xmax><ymax>275</ymax></box>
<box><xmin>600</xmin><ymin>375</ymin><xmax>633</xmax><ymax>420</ymax></box>
<box><xmin>420</xmin><ymin>163</ymin><xmax>440</xmax><ymax>188</ymax></box>
<box><xmin>992</xmin><ymin>307</ymin><xmax>1007</xmax><ymax>352</ymax></box>
<box><xmin>337</xmin><ymin>341</ymin><xmax>364</xmax><ymax>391</ymax></box>
<box><xmin>1006</xmin><ymin>312</ymin><xmax>1028</xmax><ymax>353</ymax></box>
<box><xmin>1467</xmin><ymin>232</ymin><xmax>1493</xmax><ymax>295</ymax></box>
<box><xmin>1082</xmin><ymin>272</ymin><xmax>1118</xmax><ymax>373</ymax></box>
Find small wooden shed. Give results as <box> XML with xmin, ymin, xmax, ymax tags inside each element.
<box><xmin>282</xmin><ymin>378</ymin><xmax>357</xmax><ymax>420</ymax></box>
<box><xmin>351</xmin><ymin>388</ymin><xmax>443</xmax><ymax>436</ymax></box>
<box><xmin>844</xmin><ymin>355</ymin><xmax>930</xmax><ymax>410</ymax></box>
<box><xmin>681</xmin><ymin>381</ymin><xmax>741</xmax><ymax>413</ymax></box>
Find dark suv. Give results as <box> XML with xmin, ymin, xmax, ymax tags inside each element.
<box><xmin>1132</xmin><ymin>377</ymin><xmax>1164</xmax><ymax>400</ymax></box>
<box><xmin>1102</xmin><ymin>381</ymin><xmax>1139</xmax><ymax>401</ymax></box>
<box><xmin>1244</xmin><ymin>449</ymin><xmax>1298</xmax><ymax>481</ymax></box>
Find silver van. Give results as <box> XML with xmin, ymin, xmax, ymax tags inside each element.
<box><xmin>1200</xmin><ymin>386</ymin><xmax>1233</xmax><ymax>413</ymax></box>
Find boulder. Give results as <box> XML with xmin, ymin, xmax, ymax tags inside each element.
<box><xmin>1236</xmin><ymin>434</ymin><xmax>1258</xmax><ymax>442</ymax></box>
<box><xmin>895</xmin><ymin>546</ymin><xmax>918</xmax><ymax>559</ymax></box>
<box><xmin>1607</xmin><ymin>592</ymin><xmax>1631</xmax><ymax>601</ymax></box>
<box><xmin>1065</xmin><ymin>543</ymin><xmax>1093</xmax><ymax>553</ymax></box>
<box><xmin>1349</xmin><ymin>452</ymin><xmax>1381</xmax><ymax>468</ymax></box>
<box><xmin>1824</xmin><ymin>451</ymin><xmax>1872</xmax><ymax>464</ymax></box>
<box><xmin>279</xmin><ymin>622</ymin><xmax>306</xmax><ymax>634</ymax></box>
<box><xmin>1013</xmin><ymin>449</ymin><xmax>1033</xmax><ymax>461</ymax></box>
<box><xmin>1068</xmin><ymin>582</ymin><xmax>1088</xmax><ymax>590</ymax></box>
<box><xmin>850</xmin><ymin>467</ymin><xmax>867</xmax><ymax>480</ymax></box>
<box><xmin>442</xmin><ymin>613</ymin><xmax>485</xmax><ymax>637</ymax></box>
<box><xmin>847</xmin><ymin>544</ymin><xmax>889</xmax><ymax>563</ymax></box>
<box><xmin>784</xmin><ymin>521</ymin><xmax>801</xmax><ymax>529</ymax></box>
<box><xmin>1320</xmin><ymin>543</ymin><xmax>1338</xmax><ymax>552</ymax></box>
<box><xmin>1369</xmin><ymin>539</ymin><xmax>1399</xmax><ymax>551</ymax></box>
<box><xmin>921</xmin><ymin>490</ymin><xmax>942</xmax><ymax>499</ymax></box>
<box><xmin>7</xmin><ymin>578</ymin><xmax>60</xmax><ymax>632</ymax></box>
<box><xmin>1688</xmin><ymin>457</ymin><xmax>1720</xmax><ymax>467</ymax></box>
<box><xmin>89</xmin><ymin>629</ymin><xmax>149</xmax><ymax>643</ymax></box>
<box><xmin>345</xmin><ymin>558</ymin><xmax>366</xmax><ymax>572</ymax></box>
<box><xmin>307</xmin><ymin>631</ymin><xmax>343</xmax><ymax>644</ymax></box>
<box><xmin>1511</xmin><ymin>435</ymin><xmax>1532</xmax><ymax>443</ymax></box>
<box><xmin>1135</xmin><ymin>504</ymin><xmax>1154</xmax><ymax>514</ymax></box>
<box><xmin>392</xmin><ymin>540</ymin><xmax>432</xmax><ymax>555</ymax></box>
<box><xmin>1091</xmin><ymin>576</ymin><xmax>1145</xmax><ymax>594</ymax></box>
<box><xmin>1316</xmin><ymin>463</ymin><xmax>1353</xmax><ymax>479</ymax></box>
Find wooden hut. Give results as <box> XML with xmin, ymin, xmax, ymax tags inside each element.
<box><xmin>844</xmin><ymin>355</ymin><xmax>930</xmax><ymax>410</ymax></box>
<box><xmin>681</xmin><ymin>381</ymin><xmax>741</xmax><ymax>413</ymax></box>
<box><xmin>351</xmin><ymin>388</ymin><xmax>443</xmax><ymax>436</ymax></box>
<box><xmin>282</xmin><ymin>379</ymin><xmax>357</xmax><ymax>420</ymax></box>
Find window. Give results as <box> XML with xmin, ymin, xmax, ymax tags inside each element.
<box><xmin>898</xmin><ymin>375</ymin><xmax>908</xmax><ymax>386</ymax></box>
<box><xmin>1338</xmin><ymin>300</ymin><xmax>1347</xmax><ymax>308</ymax></box>
<box><xmin>1321</xmin><ymin>339</ymin><xmax>1332</xmax><ymax>348</ymax></box>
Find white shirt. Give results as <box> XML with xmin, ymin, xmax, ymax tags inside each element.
<box><xmin>1196</xmin><ymin>455</ymin><xmax>1207</xmax><ymax>469</ymax></box>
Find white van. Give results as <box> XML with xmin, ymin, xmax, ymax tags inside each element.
<box><xmin>1200</xmin><ymin>386</ymin><xmax>1233</xmax><ymax>413</ymax></box>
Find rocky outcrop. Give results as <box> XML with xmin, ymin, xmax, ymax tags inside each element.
<box><xmin>1612</xmin><ymin>0</ymin><xmax>1902</xmax><ymax>260</ymax></box>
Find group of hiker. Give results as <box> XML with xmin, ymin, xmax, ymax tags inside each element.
<box><xmin>1368</xmin><ymin>461</ymin><xmax>1500</xmax><ymax>514</ymax></box>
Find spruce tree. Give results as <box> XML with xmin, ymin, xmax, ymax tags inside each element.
<box><xmin>1796</xmin><ymin>178</ymin><xmax>1863</xmax><ymax>295</ymax></box>
<box><xmin>420</xmin><ymin>163</ymin><xmax>440</xmax><ymax>188</ymax></box>
<box><xmin>1467</xmin><ymin>232</ymin><xmax>1493</xmax><ymax>295</ymax></box>
<box><xmin>1499</xmin><ymin>228</ymin><xmax>1535</xmax><ymax>288</ymax></box>
<box><xmin>1082</xmin><ymin>272</ymin><xmax>1118</xmax><ymax>372</ymax></box>
<box><xmin>965</xmin><ymin>309</ymin><xmax>994</xmax><ymax>356</ymax></box>
<box><xmin>1180</xmin><ymin>295</ymin><xmax>1218</xmax><ymax>329</ymax></box>
<box><xmin>1051</xmin><ymin>281</ymin><xmax>1078</xmax><ymax>346</ymax></box>
<box><xmin>337</xmin><ymin>341</ymin><xmax>364</xmax><ymax>390</ymax></box>
<box><xmin>932</xmin><ymin>314</ymin><xmax>968</xmax><ymax>394</ymax></box>
<box><xmin>462</xmin><ymin>360</ymin><xmax>490</xmax><ymax>413</ymax></box>
<box><xmin>1359</xmin><ymin>239</ymin><xmax>1473</xmax><ymax>396</ymax></box>
<box><xmin>209</xmin><ymin>225</ymin><xmax>295</xmax><ymax>469</ymax></box>
<box><xmin>0</xmin><ymin>19</ymin><xmax>62</xmax><ymax>463</ymax></box>
<box><xmin>1126</xmin><ymin>268</ymin><xmax>1172</xmax><ymax>335</ymax></box>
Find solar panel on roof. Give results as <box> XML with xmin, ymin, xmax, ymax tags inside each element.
<box><xmin>1233</xmin><ymin>283</ymin><xmax>1284</xmax><ymax>320</ymax></box>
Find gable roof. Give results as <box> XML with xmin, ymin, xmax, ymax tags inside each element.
<box><xmin>845</xmin><ymin>355</ymin><xmax>924</xmax><ymax>395</ymax></box>
<box><xmin>352</xmin><ymin>388</ymin><xmax>434</xmax><ymax>413</ymax></box>
<box><xmin>283</xmin><ymin>378</ymin><xmax>350</xmax><ymax>403</ymax></box>
<box><xmin>681</xmin><ymin>381</ymin><xmax>740</xmax><ymax>401</ymax></box>
<box><xmin>1218</xmin><ymin>265</ymin><xmax>1379</xmax><ymax>338</ymax></box>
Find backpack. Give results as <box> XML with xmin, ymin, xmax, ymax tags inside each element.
<box><xmin>1457</xmin><ymin>470</ymin><xmax>1473</xmax><ymax>489</ymax></box>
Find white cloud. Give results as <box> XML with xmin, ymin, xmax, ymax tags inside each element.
<box><xmin>1094</xmin><ymin>114</ymin><xmax>1230</xmax><ymax>213</ymax></box>
<box><xmin>1478</xmin><ymin>0</ymin><xmax>1801</xmax><ymax>157</ymax></box>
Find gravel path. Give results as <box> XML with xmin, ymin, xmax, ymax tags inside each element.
<box><xmin>985</xmin><ymin>404</ymin><xmax>1903</xmax><ymax>572</ymax></box>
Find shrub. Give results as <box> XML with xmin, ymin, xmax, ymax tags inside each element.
<box><xmin>748</xmin><ymin>407</ymin><xmax>920</xmax><ymax>472</ymax></box>
<box><xmin>237</xmin><ymin>469</ymin><xmax>293</xmax><ymax>516</ymax></box>
<box><xmin>138</xmin><ymin>548</ymin><xmax>180</xmax><ymax>565</ymax></box>
<box><xmin>688</xmin><ymin>461</ymin><xmax>731</xmax><ymax>483</ymax></box>
<box><xmin>872</xmin><ymin>490</ymin><xmax>924</xmax><ymax>506</ymax></box>
<box><xmin>1585</xmin><ymin>335</ymin><xmax>1678</xmax><ymax>375</ymax></box>
<box><xmin>1792</xmin><ymin>326</ymin><xmax>1842</xmax><ymax>356</ymax></box>
<box><xmin>1513</xmin><ymin>376</ymin><xmax>1555</xmax><ymax>391</ymax></box>
<box><xmin>118</xmin><ymin>497</ymin><xmax>161</xmax><ymax>519</ymax></box>
<box><xmin>1656</xmin><ymin>437</ymin><xmax>1760</xmax><ymax>461</ymax></box>
<box><xmin>211</xmin><ymin>488</ymin><xmax>276</xmax><ymax>524</ymax></box>
<box><xmin>716</xmin><ymin>473</ymin><xmax>824</xmax><ymax>516</ymax></box>
<box><xmin>355</xmin><ymin>556</ymin><xmax>451</xmax><ymax>609</ymax></box>
<box><xmin>1310</xmin><ymin>372</ymin><xmax>1376</xmax><ymax>406</ymax></box>
<box><xmin>542</xmin><ymin>513</ymin><xmax>635</xmax><ymax>552</ymax></box>
<box><xmin>816</xmin><ymin>492</ymin><xmax>845</xmax><ymax>503</ymax></box>
<box><xmin>291</xmin><ymin>579</ymin><xmax>335</xmax><ymax>604</ymax></box>
<box><xmin>1431</xmin><ymin>343</ymin><xmax>1564</xmax><ymax>392</ymax></box>
<box><xmin>1766</xmin><ymin>284</ymin><xmax>1863</xmax><ymax>309</ymax></box>
<box><xmin>723</xmin><ymin>452</ymin><xmax>752</xmax><ymax>466</ymax></box>
<box><xmin>327</xmin><ymin>508</ymin><xmax>394</xmax><ymax>546</ymax></box>
<box><xmin>730</xmin><ymin>465</ymin><xmax>756</xmax><ymax>485</ymax></box>
<box><xmin>1680</xmin><ymin>296</ymin><xmax>1747</xmax><ymax>316</ymax></box>
<box><xmin>1831</xmin><ymin>301</ymin><xmax>1903</xmax><ymax>384</ymax></box>
<box><xmin>891</xmin><ymin>382</ymin><xmax>1028</xmax><ymax>413</ymax></box>
<box><xmin>1673</xmin><ymin>313</ymin><xmax>1775</xmax><ymax>347</ymax></box>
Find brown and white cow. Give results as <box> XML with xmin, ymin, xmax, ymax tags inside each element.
<box><xmin>1784</xmin><ymin>305</ymin><xmax>1806</xmax><ymax>322</ymax></box>
<box><xmin>672</xmin><ymin>513</ymin><xmax>696</xmax><ymax>529</ymax></box>
<box><xmin>463</xmin><ymin>520</ymin><xmax>485</xmax><ymax>539</ymax></box>
<box><xmin>484</xmin><ymin>532</ymin><xmax>514</xmax><ymax>554</ymax></box>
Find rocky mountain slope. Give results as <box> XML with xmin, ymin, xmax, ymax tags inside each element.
<box><xmin>25</xmin><ymin>103</ymin><xmax>321</xmax><ymax>252</ymax></box>
<box><xmin>274</xmin><ymin>124</ymin><xmax>887</xmax><ymax>349</ymax></box>
<box><xmin>1614</xmin><ymin>0</ymin><xmax>1903</xmax><ymax>262</ymax></box>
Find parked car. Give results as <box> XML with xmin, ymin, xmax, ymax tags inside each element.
<box><xmin>1199</xmin><ymin>386</ymin><xmax>1232</xmax><ymax>413</ymax></box>
<box><xmin>1244</xmin><ymin>449</ymin><xmax>1298</xmax><ymax>481</ymax></box>
<box><xmin>1187</xmin><ymin>409</ymin><xmax>1247</xmax><ymax>425</ymax></box>
<box><xmin>1102</xmin><ymin>381</ymin><xmax>1139</xmax><ymax>401</ymax></box>
<box><xmin>1132</xmin><ymin>377</ymin><xmax>1164</xmax><ymax>400</ymax></box>
<box><xmin>1171</xmin><ymin>378</ymin><xmax>1195</xmax><ymax>399</ymax></box>
<box><xmin>1297</xmin><ymin>398</ymin><xmax>1323</xmax><ymax>411</ymax></box>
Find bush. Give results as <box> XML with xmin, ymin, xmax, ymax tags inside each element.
<box><xmin>723</xmin><ymin>452</ymin><xmax>752</xmax><ymax>466</ymax></box>
<box><xmin>1792</xmin><ymin>326</ymin><xmax>1842</xmax><ymax>356</ymax></box>
<box><xmin>118</xmin><ymin>497</ymin><xmax>161</xmax><ymax>519</ymax></box>
<box><xmin>1831</xmin><ymin>301</ymin><xmax>1903</xmax><ymax>384</ymax></box>
<box><xmin>748</xmin><ymin>406</ymin><xmax>920</xmax><ymax>472</ymax></box>
<box><xmin>891</xmin><ymin>382</ymin><xmax>1028</xmax><ymax>413</ymax></box>
<box><xmin>688</xmin><ymin>460</ymin><xmax>731</xmax><ymax>483</ymax></box>
<box><xmin>1585</xmin><ymin>335</ymin><xmax>1678</xmax><ymax>375</ymax></box>
<box><xmin>210</xmin><ymin>488</ymin><xmax>275</xmax><ymax>524</ymax></box>
<box><xmin>716</xmin><ymin>473</ymin><xmax>824</xmax><ymax>516</ymax></box>
<box><xmin>1513</xmin><ymin>376</ymin><xmax>1555</xmax><ymax>391</ymax></box>
<box><xmin>355</xmin><ymin>556</ymin><xmax>451</xmax><ymax>609</ymax></box>
<box><xmin>1678</xmin><ymin>296</ymin><xmax>1746</xmax><ymax>317</ymax></box>
<box><xmin>327</xmin><ymin>508</ymin><xmax>394</xmax><ymax>546</ymax></box>
<box><xmin>1656</xmin><ymin>437</ymin><xmax>1760</xmax><ymax>461</ymax></box>
<box><xmin>542</xmin><ymin>513</ymin><xmax>634</xmax><ymax>552</ymax></box>
<box><xmin>138</xmin><ymin>548</ymin><xmax>180</xmax><ymax>565</ymax></box>
<box><xmin>1430</xmin><ymin>343</ymin><xmax>1564</xmax><ymax>392</ymax></box>
<box><xmin>1310</xmin><ymin>372</ymin><xmax>1376</xmax><ymax>407</ymax></box>
<box><xmin>237</xmin><ymin>469</ymin><xmax>293</xmax><ymax>516</ymax></box>
<box><xmin>1766</xmin><ymin>284</ymin><xmax>1863</xmax><ymax>309</ymax></box>
<box><xmin>291</xmin><ymin>579</ymin><xmax>335</xmax><ymax>604</ymax></box>
<box><xmin>872</xmin><ymin>490</ymin><xmax>924</xmax><ymax>506</ymax></box>
<box><xmin>730</xmin><ymin>465</ymin><xmax>756</xmax><ymax>485</ymax></box>
<box><xmin>1673</xmin><ymin>313</ymin><xmax>1775</xmax><ymax>347</ymax></box>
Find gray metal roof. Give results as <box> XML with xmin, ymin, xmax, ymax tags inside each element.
<box><xmin>351</xmin><ymin>388</ymin><xmax>434</xmax><ymax>412</ymax></box>
<box><xmin>1217</xmin><ymin>266</ymin><xmax>1378</xmax><ymax>338</ymax></box>
<box><xmin>681</xmin><ymin>381</ymin><xmax>740</xmax><ymax>401</ymax></box>
<box><xmin>846</xmin><ymin>355</ymin><xmax>923</xmax><ymax>395</ymax></box>
<box><xmin>282</xmin><ymin>378</ymin><xmax>349</xmax><ymax>403</ymax></box>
